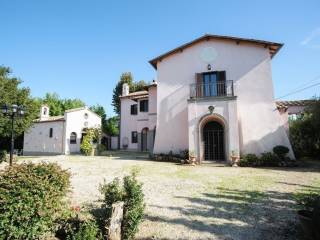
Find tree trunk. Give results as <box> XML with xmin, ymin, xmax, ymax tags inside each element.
<box><xmin>108</xmin><ymin>201</ymin><xmax>124</xmax><ymax>240</ymax></box>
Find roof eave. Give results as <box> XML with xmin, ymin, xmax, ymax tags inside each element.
<box><xmin>149</xmin><ymin>34</ymin><xmax>284</xmax><ymax>69</ymax></box>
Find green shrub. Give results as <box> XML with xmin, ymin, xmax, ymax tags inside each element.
<box><xmin>99</xmin><ymin>171</ymin><xmax>145</xmax><ymax>240</ymax></box>
<box><xmin>260</xmin><ymin>152</ymin><xmax>279</xmax><ymax>166</ymax></box>
<box><xmin>122</xmin><ymin>172</ymin><xmax>145</xmax><ymax>240</ymax></box>
<box><xmin>67</xmin><ymin>220</ymin><xmax>101</xmax><ymax>240</ymax></box>
<box><xmin>0</xmin><ymin>163</ymin><xmax>70</xmax><ymax>239</ymax></box>
<box><xmin>57</xmin><ymin>213</ymin><xmax>102</xmax><ymax>240</ymax></box>
<box><xmin>100</xmin><ymin>178</ymin><xmax>123</xmax><ymax>215</ymax></box>
<box><xmin>295</xmin><ymin>191</ymin><xmax>320</xmax><ymax>211</ymax></box>
<box><xmin>273</xmin><ymin>145</ymin><xmax>289</xmax><ymax>159</ymax></box>
<box><xmin>80</xmin><ymin>134</ymin><xmax>93</xmax><ymax>156</ymax></box>
<box><xmin>180</xmin><ymin>149</ymin><xmax>189</xmax><ymax>159</ymax></box>
<box><xmin>97</xmin><ymin>144</ymin><xmax>107</xmax><ymax>154</ymax></box>
<box><xmin>295</xmin><ymin>191</ymin><xmax>320</xmax><ymax>238</ymax></box>
<box><xmin>238</xmin><ymin>154</ymin><xmax>259</xmax><ymax>167</ymax></box>
<box><xmin>80</xmin><ymin>128</ymin><xmax>101</xmax><ymax>156</ymax></box>
<box><xmin>0</xmin><ymin>150</ymin><xmax>7</xmax><ymax>163</ymax></box>
<box><xmin>289</xmin><ymin>99</ymin><xmax>320</xmax><ymax>158</ymax></box>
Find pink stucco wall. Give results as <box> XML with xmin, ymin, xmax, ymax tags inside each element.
<box><xmin>152</xmin><ymin>38</ymin><xmax>294</xmax><ymax>158</ymax></box>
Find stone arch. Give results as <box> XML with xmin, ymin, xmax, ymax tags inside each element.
<box><xmin>197</xmin><ymin>113</ymin><xmax>228</xmax><ymax>162</ymax></box>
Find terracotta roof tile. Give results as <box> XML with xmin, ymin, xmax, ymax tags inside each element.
<box><xmin>34</xmin><ymin>116</ymin><xmax>65</xmax><ymax>123</ymax></box>
<box><xmin>276</xmin><ymin>100</ymin><xmax>315</xmax><ymax>108</ymax></box>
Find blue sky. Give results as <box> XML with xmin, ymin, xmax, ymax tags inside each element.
<box><xmin>1</xmin><ymin>0</ymin><xmax>320</xmax><ymax>116</ymax></box>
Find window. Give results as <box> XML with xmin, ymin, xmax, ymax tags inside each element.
<box><xmin>84</xmin><ymin>113</ymin><xmax>89</xmax><ymax>119</ymax></box>
<box><xmin>140</xmin><ymin>100</ymin><xmax>148</xmax><ymax>112</ymax></box>
<box><xmin>130</xmin><ymin>104</ymin><xmax>137</xmax><ymax>115</ymax></box>
<box><xmin>49</xmin><ymin>128</ymin><xmax>53</xmax><ymax>138</ymax></box>
<box><xmin>131</xmin><ymin>131</ymin><xmax>138</xmax><ymax>143</ymax></box>
<box><xmin>70</xmin><ymin>132</ymin><xmax>77</xmax><ymax>144</ymax></box>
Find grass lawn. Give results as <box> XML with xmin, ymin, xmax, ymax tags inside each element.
<box><xmin>18</xmin><ymin>153</ymin><xmax>320</xmax><ymax>240</ymax></box>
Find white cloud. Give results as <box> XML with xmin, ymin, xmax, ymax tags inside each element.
<box><xmin>301</xmin><ymin>27</ymin><xmax>320</xmax><ymax>48</ymax></box>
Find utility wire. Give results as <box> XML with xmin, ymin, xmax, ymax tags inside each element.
<box><xmin>286</xmin><ymin>75</ymin><xmax>320</xmax><ymax>94</ymax></box>
<box><xmin>276</xmin><ymin>81</ymin><xmax>320</xmax><ymax>99</ymax></box>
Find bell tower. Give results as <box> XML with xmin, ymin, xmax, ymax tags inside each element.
<box><xmin>122</xmin><ymin>83</ymin><xmax>129</xmax><ymax>96</ymax></box>
<box><xmin>40</xmin><ymin>105</ymin><xmax>50</xmax><ymax>120</ymax></box>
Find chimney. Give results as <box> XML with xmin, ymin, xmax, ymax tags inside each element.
<box><xmin>122</xmin><ymin>83</ymin><xmax>129</xmax><ymax>96</ymax></box>
<box><xmin>40</xmin><ymin>105</ymin><xmax>50</xmax><ymax>120</ymax></box>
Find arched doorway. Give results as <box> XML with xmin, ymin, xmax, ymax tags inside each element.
<box><xmin>141</xmin><ymin>128</ymin><xmax>149</xmax><ymax>151</ymax></box>
<box><xmin>81</xmin><ymin>128</ymin><xmax>88</xmax><ymax>143</ymax></box>
<box><xmin>203</xmin><ymin>121</ymin><xmax>224</xmax><ymax>161</ymax></box>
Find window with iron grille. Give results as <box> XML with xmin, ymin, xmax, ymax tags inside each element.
<box><xmin>131</xmin><ymin>131</ymin><xmax>138</xmax><ymax>143</ymax></box>
<box><xmin>130</xmin><ymin>104</ymin><xmax>137</xmax><ymax>115</ymax></box>
<box><xmin>140</xmin><ymin>100</ymin><xmax>148</xmax><ymax>112</ymax></box>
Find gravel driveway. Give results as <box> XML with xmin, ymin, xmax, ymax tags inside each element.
<box><xmin>20</xmin><ymin>153</ymin><xmax>320</xmax><ymax>240</ymax></box>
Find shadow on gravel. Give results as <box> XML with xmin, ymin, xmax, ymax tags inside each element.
<box><xmin>257</xmin><ymin>160</ymin><xmax>320</xmax><ymax>173</ymax></box>
<box><xmin>144</xmin><ymin>187</ymin><xmax>307</xmax><ymax>240</ymax></box>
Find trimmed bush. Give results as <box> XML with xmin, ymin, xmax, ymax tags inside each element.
<box><xmin>56</xmin><ymin>212</ymin><xmax>102</xmax><ymax>240</ymax></box>
<box><xmin>260</xmin><ymin>152</ymin><xmax>279</xmax><ymax>166</ymax></box>
<box><xmin>97</xmin><ymin>144</ymin><xmax>107</xmax><ymax>154</ymax></box>
<box><xmin>180</xmin><ymin>149</ymin><xmax>189</xmax><ymax>160</ymax></box>
<box><xmin>99</xmin><ymin>171</ymin><xmax>145</xmax><ymax>240</ymax></box>
<box><xmin>238</xmin><ymin>154</ymin><xmax>259</xmax><ymax>167</ymax></box>
<box><xmin>0</xmin><ymin>163</ymin><xmax>70</xmax><ymax>239</ymax></box>
<box><xmin>0</xmin><ymin>150</ymin><xmax>7</xmax><ymax>163</ymax></box>
<box><xmin>273</xmin><ymin>145</ymin><xmax>289</xmax><ymax>160</ymax></box>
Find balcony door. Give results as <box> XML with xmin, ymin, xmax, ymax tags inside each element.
<box><xmin>203</xmin><ymin>72</ymin><xmax>218</xmax><ymax>97</ymax></box>
<box><xmin>196</xmin><ymin>71</ymin><xmax>226</xmax><ymax>98</ymax></box>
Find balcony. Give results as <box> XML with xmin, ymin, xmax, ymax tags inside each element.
<box><xmin>190</xmin><ymin>80</ymin><xmax>235</xmax><ymax>99</ymax></box>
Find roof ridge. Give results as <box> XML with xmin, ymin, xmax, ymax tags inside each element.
<box><xmin>149</xmin><ymin>34</ymin><xmax>283</xmax><ymax>69</ymax></box>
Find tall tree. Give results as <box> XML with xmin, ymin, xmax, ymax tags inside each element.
<box><xmin>132</xmin><ymin>80</ymin><xmax>148</xmax><ymax>92</ymax></box>
<box><xmin>112</xmin><ymin>72</ymin><xmax>147</xmax><ymax>115</ymax></box>
<box><xmin>61</xmin><ymin>98</ymin><xmax>85</xmax><ymax>113</ymax></box>
<box><xmin>112</xmin><ymin>72</ymin><xmax>134</xmax><ymax>115</ymax></box>
<box><xmin>90</xmin><ymin>104</ymin><xmax>119</xmax><ymax>136</ymax></box>
<box><xmin>40</xmin><ymin>93</ymin><xmax>85</xmax><ymax>116</ymax></box>
<box><xmin>105</xmin><ymin>116</ymin><xmax>119</xmax><ymax>136</ymax></box>
<box><xmin>0</xmin><ymin>66</ymin><xmax>38</xmax><ymax>137</ymax></box>
<box><xmin>90</xmin><ymin>104</ymin><xmax>107</xmax><ymax>132</ymax></box>
<box><xmin>90</xmin><ymin>104</ymin><xmax>107</xmax><ymax>120</ymax></box>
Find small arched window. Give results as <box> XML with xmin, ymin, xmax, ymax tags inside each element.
<box><xmin>70</xmin><ymin>132</ymin><xmax>77</xmax><ymax>144</ymax></box>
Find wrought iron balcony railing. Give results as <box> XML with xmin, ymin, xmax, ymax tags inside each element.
<box><xmin>190</xmin><ymin>80</ymin><xmax>234</xmax><ymax>99</ymax></box>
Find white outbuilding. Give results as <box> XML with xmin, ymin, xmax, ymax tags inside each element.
<box><xmin>23</xmin><ymin>105</ymin><xmax>101</xmax><ymax>155</ymax></box>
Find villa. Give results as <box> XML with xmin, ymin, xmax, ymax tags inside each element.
<box><xmin>120</xmin><ymin>34</ymin><xmax>294</xmax><ymax>162</ymax></box>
